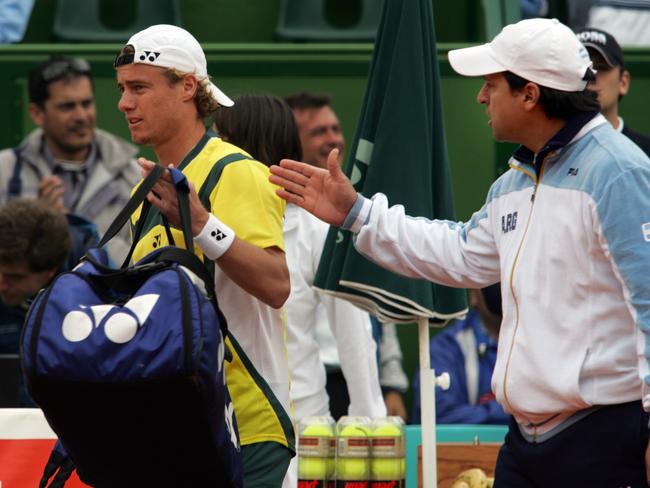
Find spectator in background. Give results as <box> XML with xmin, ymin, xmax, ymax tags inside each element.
<box><xmin>0</xmin><ymin>198</ymin><xmax>97</xmax><ymax>405</ymax></box>
<box><xmin>411</xmin><ymin>284</ymin><xmax>509</xmax><ymax>425</ymax></box>
<box><xmin>285</xmin><ymin>90</ymin><xmax>409</xmax><ymax>421</ymax></box>
<box><xmin>0</xmin><ymin>0</ymin><xmax>35</xmax><ymax>43</ymax></box>
<box><xmin>576</xmin><ymin>27</ymin><xmax>650</xmax><ymax>156</ymax></box>
<box><xmin>213</xmin><ymin>93</ymin><xmax>386</xmax><ymax>488</ymax></box>
<box><xmin>212</xmin><ymin>94</ymin><xmax>302</xmax><ymax>168</ymax></box>
<box><xmin>284</xmin><ymin>91</ymin><xmax>345</xmax><ymax>169</ymax></box>
<box><xmin>0</xmin><ymin>55</ymin><xmax>140</xmax><ymax>263</ymax></box>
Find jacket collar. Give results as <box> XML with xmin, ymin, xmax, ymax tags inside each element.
<box><xmin>512</xmin><ymin>111</ymin><xmax>600</xmax><ymax>172</ymax></box>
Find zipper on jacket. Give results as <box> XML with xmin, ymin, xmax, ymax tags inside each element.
<box><xmin>501</xmin><ymin>153</ymin><xmax>550</xmax><ymax>413</ymax></box>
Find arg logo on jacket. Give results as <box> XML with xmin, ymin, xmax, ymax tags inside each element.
<box><xmin>501</xmin><ymin>211</ymin><xmax>518</xmax><ymax>234</ymax></box>
<box><xmin>61</xmin><ymin>294</ymin><xmax>160</xmax><ymax>344</ymax></box>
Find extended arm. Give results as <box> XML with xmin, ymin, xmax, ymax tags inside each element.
<box><xmin>271</xmin><ymin>150</ymin><xmax>500</xmax><ymax>288</ymax></box>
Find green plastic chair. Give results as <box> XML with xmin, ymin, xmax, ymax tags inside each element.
<box><xmin>53</xmin><ymin>0</ymin><xmax>181</xmax><ymax>42</ymax></box>
<box><xmin>275</xmin><ymin>0</ymin><xmax>382</xmax><ymax>42</ymax></box>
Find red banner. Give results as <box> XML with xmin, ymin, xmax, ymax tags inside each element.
<box><xmin>0</xmin><ymin>409</ymin><xmax>90</xmax><ymax>487</ymax></box>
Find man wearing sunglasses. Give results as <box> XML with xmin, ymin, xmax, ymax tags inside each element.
<box><xmin>0</xmin><ymin>55</ymin><xmax>140</xmax><ymax>262</ymax></box>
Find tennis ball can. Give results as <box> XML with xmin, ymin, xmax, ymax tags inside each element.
<box><xmin>298</xmin><ymin>416</ymin><xmax>336</xmax><ymax>488</ymax></box>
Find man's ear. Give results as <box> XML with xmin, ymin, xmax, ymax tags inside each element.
<box><xmin>181</xmin><ymin>74</ymin><xmax>198</xmax><ymax>102</ymax></box>
<box><xmin>522</xmin><ymin>82</ymin><xmax>540</xmax><ymax>110</ymax></box>
<box><xmin>619</xmin><ymin>69</ymin><xmax>631</xmax><ymax>98</ymax></box>
<box><xmin>29</xmin><ymin>102</ymin><xmax>45</xmax><ymax>127</ymax></box>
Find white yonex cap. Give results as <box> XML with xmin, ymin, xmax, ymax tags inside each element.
<box><xmin>448</xmin><ymin>18</ymin><xmax>593</xmax><ymax>92</ymax></box>
<box><xmin>115</xmin><ymin>24</ymin><xmax>234</xmax><ymax>107</ymax></box>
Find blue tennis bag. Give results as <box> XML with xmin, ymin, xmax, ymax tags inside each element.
<box><xmin>21</xmin><ymin>166</ymin><xmax>243</xmax><ymax>487</ymax></box>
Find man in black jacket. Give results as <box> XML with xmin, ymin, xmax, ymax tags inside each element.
<box><xmin>576</xmin><ymin>27</ymin><xmax>650</xmax><ymax>156</ymax></box>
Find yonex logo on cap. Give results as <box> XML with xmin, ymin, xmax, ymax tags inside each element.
<box><xmin>140</xmin><ymin>51</ymin><xmax>160</xmax><ymax>62</ymax></box>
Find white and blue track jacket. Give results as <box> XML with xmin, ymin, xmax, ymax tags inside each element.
<box><xmin>343</xmin><ymin>113</ymin><xmax>650</xmax><ymax>433</ymax></box>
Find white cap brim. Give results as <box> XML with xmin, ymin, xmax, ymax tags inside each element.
<box><xmin>448</xmin><ymin>44</ymin><xmax>506</xmax><ymax>77</ymax></box>
<box><xmin>208</xmin><ymin>82</ymin><xmax>234</xmax><ymax>107</ymax></box>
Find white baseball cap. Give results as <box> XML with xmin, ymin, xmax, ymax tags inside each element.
<box><xmin>448</xmin><ymin>18</ymin><xmax>593</xmax><ymax>92</ymax></box>
<box><xmin>115</xmin><ymin>24</ymin><xmax>234</xmax><ymax>107</ymax></box>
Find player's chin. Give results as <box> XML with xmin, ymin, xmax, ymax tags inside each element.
<box><xmin>130</xmin><ymin>131</ymin><xmax>152</xmax><ymax>146</ymax></box>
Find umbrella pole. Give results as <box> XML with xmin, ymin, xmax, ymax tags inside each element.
<box><xmin>418</xmin><ymin>316</ymin><xmax>437</xmax><ymax>488</ymax></box>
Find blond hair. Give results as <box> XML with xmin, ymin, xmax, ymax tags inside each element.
<box><xmin>163</xmin><ymin>68</ymin><xmax>220</xmax><ymax>119</ymax></box>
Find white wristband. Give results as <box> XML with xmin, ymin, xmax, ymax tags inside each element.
<box><xmin>193</xmin><ymin>213</ymin><xmax>235</xmax><ymax>260</ymax></box>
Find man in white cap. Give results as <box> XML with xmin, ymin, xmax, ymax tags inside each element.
<box><xmin>269</xmin><ymin>18</ymin><xmax>650</xmax><ymax>486</ymax></box>
<box><xmin>115</xmin><ymin>25</ymin><xmax>293</xmax><ymax>486</ymax></box>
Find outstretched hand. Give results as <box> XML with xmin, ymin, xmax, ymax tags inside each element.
<box><xmin>269</xmin><ymin>149</ymin><xmax>357</xmax><ymax>227</ymax></box>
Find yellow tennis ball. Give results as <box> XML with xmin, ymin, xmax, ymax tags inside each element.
<box><xmin>339</xmin><ymin>424</ymin><xmax>371</xmax><ymax>437</ymax></box>
<box><xmin>372</xmin><ymin>423</ymin><xmax>402</xmax><ymax>437</ymax></box>
<box><xmin>371</xmin><ymin>458</ymin><xmax>403</xmax><ymax>479</ymax></box>
<box><xmin>337</xmin><ymin>421</ymin><xmax>371</xmax><ymax>480</ymax></box>
<box><xmin>302</xmin><ymin>423</ymin><xmax>334</xmax><ymax>437</ymax></box>
<box><xmin>336</xmin><ymin>457</ymin><xmax>369</xmax><ymax>480</ymax></box>
<box><xmin>299</xmin><ymin>422</ymin><xmax>335</xmax><ymax>479</ymax></box>
<box><xmin>298</xmin><ymin>457</ymin><xmax>328</xmax><ymax>480</ymax></box>
<box><xmin>370</xmin><ymin>421</ymin><xmax>404</xmax><ymax>479</ymax></box>
<box><xmin>326</xmin><ymin>457</ymin><xmax>336</xmax><ymax>478</ymax></box>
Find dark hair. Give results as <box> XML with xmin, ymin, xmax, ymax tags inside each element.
<box><xmin>28</xmin><ymin>55</ymin><xmax>93</xmax><ymax>107</ymax></box>
<box><xmin>0</xmin><ymin>199</ymin><xmax>71</xmax><ymax>272</ymax></box>
<box><xmin>212</xmin><ymin>94</ymin><xmax>302</xmax><ymax>166</ymax></box>
<box><xmin>284</xmin><ymin>91</ymin><xmax>332</xmax><ymax>111</ymax></box>
<box><xmin>503</xmin><ymin>71</ymin><xmax>600</xmax><ymax>120</ymax></box>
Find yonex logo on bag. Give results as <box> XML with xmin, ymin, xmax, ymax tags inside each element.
<box><xmin>61</xmin><ymin>294</ymin><xmax>160</xmax><ymax>344</ymax></box>
<box><xmin>224</xmin><ymin>401</ymin><xmax>239</xmax><ymax>449</ymax></box>
<box><xmin>153</xmin><ymin>233</ymin><xmax>162</xmax><ymax>248</ymax></box>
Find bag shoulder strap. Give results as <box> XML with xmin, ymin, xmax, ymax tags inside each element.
<box><xmin>99</xmin><ymin>164</ymin><xmax>165</xmax><ymax>248</ymax></box>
